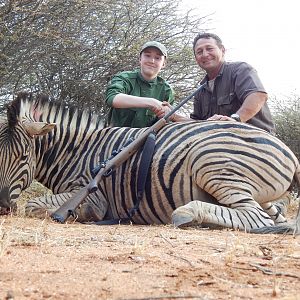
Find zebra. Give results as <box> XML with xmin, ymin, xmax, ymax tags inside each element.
<box><xmin>0</xmin><ymin>92</ymin><xmax>299</xmax><ymax>234</ymax></box>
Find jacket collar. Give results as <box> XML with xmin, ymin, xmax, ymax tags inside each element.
<box><xmin>200</xmin><ymin>62</ymin><xmax>226</xmax><ymax>86</ymax></box>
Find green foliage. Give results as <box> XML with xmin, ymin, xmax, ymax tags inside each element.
<box><xmin>0</xmin><ymin>0</ymin><xmax>211</xmax><ymax>112</ymax></box>
<box><xmin>272</xmin><ymin>94</ymin><xmax>300</xmax><ymax>159</ymax></box>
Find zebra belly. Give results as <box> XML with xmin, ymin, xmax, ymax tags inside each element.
<box><xmin>101</xmin><ymin>157</ymin><xmax>220</xmax><ymax>224</ymax></box>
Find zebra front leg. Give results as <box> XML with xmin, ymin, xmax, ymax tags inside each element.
<box><xmin>25</xmin><ymin>191</ymin><xmax>108</xmax><ymax>222</ymax></box>
<box><xmin>25</xmin><ymin>192</ymin><xmax>73</xmax><ymax>219</ymax></box>
<box><xmin>172</xmin><ymin>200</ymin><xmax>276</xmax><ymax>231</ymax></box>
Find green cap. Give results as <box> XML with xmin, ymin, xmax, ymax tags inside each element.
<box><xmin>140</xmin><ymin>41</ymin><xmax>167</xmax><ymax>57</ymax></box>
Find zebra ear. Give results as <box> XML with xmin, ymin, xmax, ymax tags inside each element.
<box><xmin>23</xmin><ymin>121</ymin><xmax>56</xmax><ymax>137</ymax></box>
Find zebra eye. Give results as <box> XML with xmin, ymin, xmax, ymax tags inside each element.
<box><xmin>20</xmin><ymin>153</ymin><xmax>28</xmax><ymax>160</ymax></box>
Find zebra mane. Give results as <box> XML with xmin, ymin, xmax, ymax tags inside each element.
<box><xmin>7</xmin><ymin>92</ymin><xmax>105</xmax><ymax>131</ymax></box>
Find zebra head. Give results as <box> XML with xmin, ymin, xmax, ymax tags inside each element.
<box><xmin>0</xmin><ymin>92</ymin><xmax>56</xmax><ymax>212</ymax></box>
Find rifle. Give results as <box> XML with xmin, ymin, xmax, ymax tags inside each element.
<box><xmin>51</xmin><ymin>84</ymin><xmax>204</xmax><ymax>223</ymax></box>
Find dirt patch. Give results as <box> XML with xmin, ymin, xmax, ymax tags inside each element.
<box><xmin>0</xmin><ymin>185</ymin><xmax>300</xmax><ymax>300</ymax></box>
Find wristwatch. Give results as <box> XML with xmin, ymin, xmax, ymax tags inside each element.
<box><xmin>230</xmin><ymin>113</ymin><xmax>241</xmax><ymax>122</ymax></box>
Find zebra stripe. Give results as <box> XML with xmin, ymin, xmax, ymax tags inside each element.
<box><xmin>0</xmin><ymin>92</ymin><xmax>299</xmax><ymax>234</ymax></box>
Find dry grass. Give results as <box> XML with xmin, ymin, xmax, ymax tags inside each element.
<box><xmin>1</xmin><ymin>214</ymin><xmax>300</xmax><ymax>299</ymax></box>
<box><xmin>288</xmin><ymin>192</ymin><xmax>300</xmax><ymax>217</ymax></box>
<box><xmin>1</xmin><ymin>181</ymin><xmax>299</xmax><ymax>299</ymax></box>
<box><xmin>16</xmin><ymin>181</ymin><xmax>52</xmax><ymax>217</ymax></box>
<box><xmin>2</xmin><ymin>216</ymin><xmax>300</xmax><ymax>299</ymax></box>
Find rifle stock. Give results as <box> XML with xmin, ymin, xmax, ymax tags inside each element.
<box><xmin>51</xmin><ymin>84</ymin><xmax>204</xmax><ymax>223</ymax></box>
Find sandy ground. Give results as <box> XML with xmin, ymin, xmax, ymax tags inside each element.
<box><xmin>0</xmin><ymin>184</ymin><xmax>300</xmax><ymax>300</ymax></box>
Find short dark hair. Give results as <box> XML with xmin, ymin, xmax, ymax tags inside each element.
<box><xmin>193</xmin><ymin>33</ymin><xmax>223</xmax><ymax>52</ymax></box>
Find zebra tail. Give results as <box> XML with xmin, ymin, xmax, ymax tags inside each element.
<box><xmin>249</xmin><ymin>224</ymin><xmax>298</xmax><ymax>235</ymax></box>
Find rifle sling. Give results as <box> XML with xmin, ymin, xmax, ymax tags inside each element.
<box><xmin>91</xmin><ymin>131</ymin><xmax>157</xmax><ymax>225</ymax></box>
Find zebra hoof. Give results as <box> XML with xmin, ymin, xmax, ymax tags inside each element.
<box><xmin>172</xmin><ymin>209</ymin><xmax>195</xmax><ymax>228</ymax></box>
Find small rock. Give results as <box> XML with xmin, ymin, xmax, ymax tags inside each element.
<box><xmin>5</xmin><ymin>290</ymin><xmax>14</xmax><ymax>300</ymax></box>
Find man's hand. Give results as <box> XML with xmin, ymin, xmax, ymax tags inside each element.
<box><xmin>161</xmin><ymin>101</ymin><xmax>192</xmax><ymax>122</ymax></box>
<box><xmin>150</xmin><ymin>100</ymin><xmax>172</xmax><ymax>119</ymax></box>
<box><xmin>161</xmin><ymin>101</ymin><xmax>176</xmax><ymax>120</ymax></box>
<box><xmin>206</xmin><ymin>92</ymin><xmax>267</xmax><ymax>123</ymax></box>
<box><xmin>207</xmin><ymin>114</ymin><xmax>237</xmax><ymax>121</ymax></box>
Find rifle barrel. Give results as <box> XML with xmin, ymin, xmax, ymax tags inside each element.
<box><xmin>164</xmin><ymin>84</ymin><xmax>205</xmax><ymax>120</ymax></box>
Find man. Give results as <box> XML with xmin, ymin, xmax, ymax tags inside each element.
<box><xmin>105</xmin><ymin>41</ymin><xmax>174</xmax><ymax>128</ymax></box>
<box><xmin>169</xmin><ymin>33</ymin><xmax>275</xmax><ymax>133</ymax></box>
<box><xmin>168</xmin><ymin>33</ymin><xmax>290</xmax><ymax>216</ymax></box>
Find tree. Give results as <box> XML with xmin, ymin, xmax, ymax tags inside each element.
<box><xmin>0</xmin><ymin>0</ymin><xmax>212</xmax><ymax>112</ymax></box>
<box><xmin>271</xmin><ymin>94</ymin><xmax>300</xmax><ymax>159</ymax></box>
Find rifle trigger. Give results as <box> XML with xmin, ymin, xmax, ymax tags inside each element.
<box><xmin>103</xmin><ymin>168</ymin><xmax>113</xmax><ymax>177</ymax></box>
